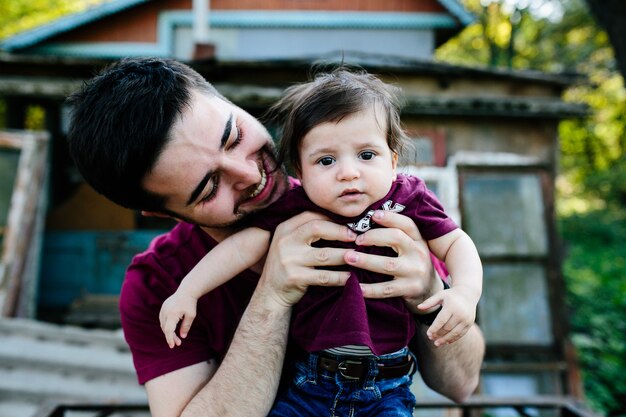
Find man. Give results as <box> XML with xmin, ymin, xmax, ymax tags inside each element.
<box><xmin>66</xmin><ymin>57</ymin><xmax>484</xmax><ymax>417</ymax></box>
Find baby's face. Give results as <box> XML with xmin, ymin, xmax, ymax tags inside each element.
<box><xmin>298</xmin><ymin>106</ymin><xmax>398</xmax><ymax>218</ymax></box>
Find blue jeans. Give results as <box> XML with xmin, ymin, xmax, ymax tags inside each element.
<box><xmin>269</xmin><ymin>348</ymin><xmax>417</xmax><ymax>417</ymax></box>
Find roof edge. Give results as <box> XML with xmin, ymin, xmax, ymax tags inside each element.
<box><xmin>0</xmin><ymin>0</ymin><xmax>149</xmax><ymax>52</ymax></box>
<box><xmin>206</xmin><ymin>51</ymin><xmax>585</xmax><ymax>87</ymax></box>
<box><xmin>437</xmin><ymin>0</ymin><xmax>476</xmax><ymax>26</ymax></box>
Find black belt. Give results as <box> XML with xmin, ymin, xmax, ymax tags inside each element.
<box><xmin>317</xmin><ymin>355</ymin><xmax>413</xmax><ymax>380</ymax></box>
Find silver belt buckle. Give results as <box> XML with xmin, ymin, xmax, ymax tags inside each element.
<box><xmin>337</xmin><ymin>360</ymin><xmax>362</xmax><ymax>380</ymax></box>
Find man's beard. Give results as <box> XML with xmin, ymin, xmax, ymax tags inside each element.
<box><xmin>187</xmin><ymin>147</ymin><xmax>289</xmax><ymax>229</ymax></box>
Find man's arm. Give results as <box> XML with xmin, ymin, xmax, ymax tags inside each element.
<box><xmin>351</xmin><ymin>210</ymin><xmax>485</xmax><ymax>402</ymax></box>
<box><xmin>145</xmin><ymin>212</ymin><xmax>355</xmax><ymax>417</ymax></box>
<box><xmin>413</xmin><ymin>322</ymin><xmax>484</xmax><ymax>402</ymax></box>
<box><xmin>417</xmin><ymin>229</ymin><xmax>483</xmax><ymax>346</ymax></box>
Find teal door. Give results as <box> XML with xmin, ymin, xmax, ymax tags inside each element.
<box><xmin>39</xmin><ymin>230</ymin><xmax>164</xmax><ymax>308</ymax></box>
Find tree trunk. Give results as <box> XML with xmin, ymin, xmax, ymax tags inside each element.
<box><xmin>586</xmin><ymin>0</ymin><xmax>626</xmax><ymax>80</ymax></box>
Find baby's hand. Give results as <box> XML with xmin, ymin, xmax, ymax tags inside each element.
<box><xmin>159</xmin><ymin>292</ymin><xmax>198</xmax><ymax>349</ymax></box>
<box><xmin>417</xmin><ymin>287</ymin><xmax>477</xmax><ymax>347</ymax></box>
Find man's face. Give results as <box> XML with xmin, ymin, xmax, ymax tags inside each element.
<box><xmin>143</xmin><ymin>91</ymin><xmax>289</xmax><ymax>228</ymax></box>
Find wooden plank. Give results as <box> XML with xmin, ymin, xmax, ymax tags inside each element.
<box><xmin>0</xmin><ymin>130</ymin><xmax>49</xmax><ymax>317</ymax></box>
<box><xmin>16</xmin><ymin>160</ymin><xmax>49</xmax><ymax>317</ymax></box>
<box><xmin>30</xmin><ymin>395</ymin><xmax>599</xmax><ymax>417</ymax></box>
<box><xmin>411</xmin><ymin>395</ymin><xmax>600</xmax><ymax>417</ymax></box>
<box><xmin>482</xmin><ymin>361</ymin><xmax>569</xmax><ymax>372</ymax></box>
<box><xmin>0</xmin><ymin>77</ymin><xmax>83</xmax><ymax>98</ymax></box>
<box><xmin>0</xmin><ymin>317</ymin><xmax>128</xmax><ymax>349</ymax></box>
<box><xmin>0</xmin><ymin>318</ymin><xmax>145</xmax><ymax>417</ymax></box>
<box><xmin>0</xmin><ymin>131</ymin><xmax>27</xmax><ymax>149</ymax></box>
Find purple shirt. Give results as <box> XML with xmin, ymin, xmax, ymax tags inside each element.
<box><xmin>254</xmin><ymin>174</ymin><xmax>458</xmax><ymax>355</ymax></box>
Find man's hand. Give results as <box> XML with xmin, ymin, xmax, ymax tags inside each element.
<box><xmin>260</xmin><ymin>211</ymin><xmax>356</xmax><ymax>308</ymax></box>
<box><xmin>347</xmin><ymin>210</ymin><xmax>442</xmax><ymax>311</ymax></box>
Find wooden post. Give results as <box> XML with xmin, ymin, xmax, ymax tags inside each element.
<box><xmin>0</xmin><ymin>130</ymin><xmax>49</xmax><ymax>317</ymax></box>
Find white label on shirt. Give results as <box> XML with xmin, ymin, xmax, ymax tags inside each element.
<box><xmin>347</xmin><ymin>200</ymin><xmax>406</xmax><ymax>233</ymax></box>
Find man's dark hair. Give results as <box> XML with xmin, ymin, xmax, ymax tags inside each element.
<box><xmin>66</xmin><ymin>57</ymin><xmax>224</xmax><ymax>211</ymax></box>
<box><xmin>265</xmin><ymin>69</ymin><xmax>409</xmax><ymax>174</ymax></box>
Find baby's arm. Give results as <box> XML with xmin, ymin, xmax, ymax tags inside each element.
<box><xmin>420</xmin><ymin>229</ymin><xmax>483</xmax><ymax>346</ymax></box>
<box><xmin>159</xmin><ymin>227</ymin><xmax>271</xmax><ymax>348</ymax></box>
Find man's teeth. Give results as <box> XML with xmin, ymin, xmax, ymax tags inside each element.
<box><xmin>249</xmin><ymin>168</ymin><xmax>267</xmax><ymax>199</ymax></box>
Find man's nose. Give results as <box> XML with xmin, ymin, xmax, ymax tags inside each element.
<box><xmin>223</xmin><ymin>157</ymin><xmax>260</xmax><ymax>190</ymax></box>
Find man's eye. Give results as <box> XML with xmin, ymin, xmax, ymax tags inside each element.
<box><xmin>229</xmin><ymin>124</ymin><xmax>243</xmax><ymax>149</ymax></box>
<box><xmin>360</xmin><ymin>151</ymin><xmax>375</xmax><ymax>160</ymax></box>
<box><xmin>318</xmin><ymin>157</ymin><xmax>335</xmax><ymax>166</ymax></box>
<box><xmin>200</xmin><ymin>175</ymin><xmax>219</xmax><ymax>203</ymax></box>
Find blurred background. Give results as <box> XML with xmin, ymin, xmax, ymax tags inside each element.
<box><xmin>0</xmin><ymin>1</ymin><xmax>624</xmax><ymax>416</ymax></box>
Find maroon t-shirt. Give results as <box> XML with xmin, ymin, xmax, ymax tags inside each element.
<box><xmin>120</xmin><ymin>222</ymin><xmax>259</xmax><ymax>384</ymax></box>
<box><xmin>254</xmin><ymin>174</ymin><xmax>458</xmax><ymax>355</ymax></box>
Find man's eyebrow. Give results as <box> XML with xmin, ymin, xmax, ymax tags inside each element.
<box><xmin>220</xmin><ymin>113</ymin><xmax>234</xmax><ymax>149</ymax></box>
<box><xmin>186</xmin><ymin>113</ymin><xmax>233</xmax><ymax>206</ymax></box>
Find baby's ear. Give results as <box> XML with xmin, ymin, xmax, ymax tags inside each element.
<box><xmin>391</xmin><ymin>152</ymin><xmax>399</xmax><ymax>180</ymax></box>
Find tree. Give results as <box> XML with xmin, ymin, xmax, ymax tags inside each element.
<box><xmin>0</xmin><ymin>0</ymin><xmax>109</xmax><ymax>40</ymax></box>
<box><xmin>586</xmin><ymin>0</ymin><xmax>626</xmax><ymax>81</ymax></box>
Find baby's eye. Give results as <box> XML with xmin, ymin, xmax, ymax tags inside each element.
<box><xmin>318</xmin><ymin>156</ymin><xmax>335</xmax><ymax>166</ymax></box>
<box><xmin>359</xmin><ymin>151</ymin><xmax>376</xmax><ymax>161</ymax></box>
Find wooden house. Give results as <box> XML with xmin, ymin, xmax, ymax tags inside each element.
<box><xmin>0</xmin><ymin>0</ymin><xmax>591</xmax><ymax>411</ymax></box>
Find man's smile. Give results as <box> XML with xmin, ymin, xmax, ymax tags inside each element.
<box><xmin>248</xmin><ymin>167</ymin><xmax>267</xmax><ymax>199</ymax></box>
<box><xmin>235</xmin><ymin>149</ymin><xmax>287</xmax><ymax>215</ymax></box>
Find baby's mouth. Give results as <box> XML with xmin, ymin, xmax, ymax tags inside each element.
<box><xmin>341</xmin><ymin>188</ymin><xmax>361</xmax><ymax>197</ymax></box>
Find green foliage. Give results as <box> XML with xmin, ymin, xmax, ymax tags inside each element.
<box><xmin>437</xmin><ymin>0</ymin><xmax>609</xmax><ymax>73</ymax></box>
<box><xmin>560</xmin><ymin>72</ymin><xmax>626</xmax><ymax>199</ymax></box>
<box><xmin>25</xmin><ymin>105</ymin><xmax>46</xmax><ymax>130</ymax></box>
<box><xmin>560</xmin><ymin>210</ymin><xmax>626</xmax><ymax>417</ymax></box>
<box><xmin>437</xmin><ymin>1</ymin><xmax>626</xmax><ymax>415</ymax></box>
<box><xmin>0</xmin><ymin>0</ymin><xmax>110</xmax><ymax>40</ymax></box>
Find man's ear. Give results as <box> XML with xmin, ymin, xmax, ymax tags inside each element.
<box><xmin>141</xmin><ymin>210</ymin><xmax>182</xmax><ymax>224</ymax></box>
<box><xmin>293</xmin><ymin>162</ymin><xmax>302</xmax><ymax>179</ymax></box>
<box><xmin>141</xmin><ymin>210</ymin><xmax>172</xmax><ymax>219</ymax></box>
<box><xmin>391</xmin><ymin>152</ymin><xmax>399</xmax><ymax>181</ymax></box>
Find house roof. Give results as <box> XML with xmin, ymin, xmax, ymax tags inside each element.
<box><xmin>0</xmin><ymin>0</ymin><xmax>474</xmax><ymax>53</ymax></box>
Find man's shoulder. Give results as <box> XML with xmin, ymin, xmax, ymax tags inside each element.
<box><xmin>120</xmin><ymin>223</ymin><xmax>218</xmax><ymax>330</ymax></box>
<box><xmin>122</xmin><ymin>223</ymin><xmax>214</xmax><ymax>304</ymax></box>
<box><xmin>131</xmin><ymin>222</ymin><xmax>213</xmax><ymax>268</ymax></box>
